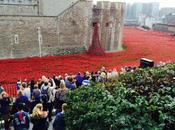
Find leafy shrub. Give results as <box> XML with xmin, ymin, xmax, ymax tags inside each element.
<box><xmin>65</xmin><ymin>63</ymin><xmax>175</xmax><ymax>130</ymax></box>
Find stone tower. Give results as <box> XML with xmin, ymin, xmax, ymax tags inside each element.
<box><xmin>94</xmin><ymin>1</ymin><xmax>125</xmax><ymax>52</ymax></box>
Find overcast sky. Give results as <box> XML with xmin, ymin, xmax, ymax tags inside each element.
<box><xmin>93</xmin><ymin>0</ymin><xmax>175</xmax><ymax>8</ymax></box>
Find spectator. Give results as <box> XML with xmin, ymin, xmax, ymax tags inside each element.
<box><xmin>20</xmin><ymin>82</ymin><xmax>27</xmax><ymax>94</ymax></box>
<box><xmin>23</xmin><ymin>84</ymin><xmax>31</xmax><ymax>100</ymax></box>
<box><xmin>53</xmin><ymin>75</ymin><xmax>61</xmax><ymax>87</ymax></box>
<box><xmin>107</xmin><ymin>69</ymin><xmax>112</xmax><ymax>79</ymax></box>
<box><xmin>111</xmin><ymin>68</ymin><xmax>119</xmax><ymax>78</ymax></box>
<box><xmin>75</xmin><ymin>72</ymin><xmax>83</xmax><ymax>87</ymax></box>
<box><xmin>37</xmin><ymin>78</ymin><xmax>44</xmax><ymax>89</ymax></box>
<box><xmin>65</xmin><ymin>76</ymin><xmax>76</xmax><ymax>90</ymax></box>
<box><xmin>53</xmin><ymin>103</ymin><xmax>67</xmax><ymax>130</ymax></box>
<box><xmin>13</xmin><ymin>103</ymin><xmax>30</xmax><ymax>130</ymax></box>
<box><xmin>91</xmin><ymin>72</ymin><xmax>96</xmax><ymax>82</ymax></box>
<box><xmin>0</xmin><ymin>92</ymin><xmax>12</xmax><ymax>130</ymax></box>
<box><xmin>0</xmin><ymin>83</ymin><xmax>4</xmax><ymax>99</ymax></box>
<box><xmin>32</xmin><ymin>84</ymin><xmax>41</xmax><ymax>101</ymax></box>
<box><xmin>30</xmin><ymin>80</ymin><xmax>36</xmax><ymax>97</ymax></box>
<box><xmin>64</xmin><ymin>73</ymin><xmax>69</xmax><ymax>82</ymax></box>
<box><xmin>15</xmin><ymin>91</ymin><xmax>29</xmax><ymax>112</ymax></box>
<box><xmin>82</xmin><ymin>76</ymin><xmax>91</xmax><ymax>86</ymax></box>
<box><xmin>30</xmin><ymin>84</ymin><xmax>41</xmax><ymax>114</ymax></box>
<box><xmin>30</xmin><ymin>103</ymin><xmax>49</xmax><ymax>130</ymax></box>
<box><xmin>16</xmin><ymin>80</ymin><xmax>21</xmax><ymax>91</ymax></box>
<box><xmin>100</xmin><ymin>71</ymin><xmax>107</xmax><ymax>83</ymax></box>
<box><xmin>54</xmin><ymin>81</ymin><xmax>68</xmax><ymax>112</ymax></box>
<box><xmin>41</xmin><ymin>81</ymin><xmax>55</xmax><ymax>121</ymax></box>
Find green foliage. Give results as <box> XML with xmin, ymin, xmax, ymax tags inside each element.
<box><xmin>65</xmin><ymin>85</ymin><xmax>115</xmax><ymax>130</ymax></box>
<box><xmin>65</xmin><ymin>64</ymin><xmax>175</xmax><ymax>130</ymax></box>
<box><xmin>122</xmin><ymin>44</ymin><xmax>128</xmax><ymax>50</ymax></box>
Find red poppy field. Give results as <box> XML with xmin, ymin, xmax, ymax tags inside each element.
<box><xmin>1</xmin><ymin>27</ymin><xmax>175</xmax><ymax>96</ymax></box>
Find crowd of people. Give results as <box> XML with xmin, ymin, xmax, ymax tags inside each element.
<box><xmin>0</xmin><ymin>67</ymin><xmax>119</xmax><ymax>130</ymax></box>
<box><xmin>0</xmin><ymin>60</ymin><xmax>170</xmax><ymax>130</ymax></box>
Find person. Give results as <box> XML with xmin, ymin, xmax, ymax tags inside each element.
<box><xmin>0</xmin><ymin>92</ymin><xmax>12</xmax><ymax>130</ymax></box>
<box><xmin>53</xmin><ymin>103</ymin><xmax>67</xmax><ymax>130</ymax></box>
<box><xmin>82</xmin><ymin>76</ymin><xmax>91</xmax><ymax>86</ymax></box>
<box><xmin>65</xmin><ymin>76</ymin><xmax>76</xmax><ymax>90</ymax></box>
<box><xmin>32</xmin><ymin>84</ymin><xmax>41</xmax><ymax>101</ymax></box>
<box><xmin>100</xmin><ymin>71</ymin><xmax>107</xmax><ymax>83</ymax></box>
<box><xmin>23</xmin><ymin>84</ymin><xmax>31</xmax><ymax>100</ymax></box>
<box><xmin>15</xmin><ymin>91</ymin><xmax>29</xmax><ymax>112</ymax></box>
<box><xmin>30</xmin><ymin>79</ymin><xmax>36</xmax><ymax>97</ymax></box>
<box><xmin>13</xmin><ymin>103</ymin><xmax>30</xmax><ymax>130</ymax></box>
<box><xmin>41</xmin><ymin>82</ymin><xmax>50</xmax><ymax>103</ymax></box>
<box><xmin>107</xmin><ymin>70</ymin><xmax>112</xmax><ymax>79</ymax></box>
<box><xmin>111</xmin><ymin>68</ymin><xmax>119</xmax><ymax>79</ymax></box>
<box><xmin>30</xmin><ymin>84</ymin><xmax>41</xmax><ymax>114</ymax></box>
<box><xmin>41</xmin><ymin>81</ymin><xmax>54</xmax><ymax>121</ymax></box>
<box><xmin>0</xmin><ymin>83</ymin><xmax>4</xmax><ymax>99</ymax></box>
<box><xmin>53</xmin><ymin>75</ymin><xmax>61</xmax><ymax>87</ymax></box>
<box><xmin>20</xmin><ymin>82</ymin><xmax>27</xmax><ymax>94</ymax></box>
<box><xmin>54</xmin><ymin>81</ymin><xmax>68</xmax><ymax>112</ymax></box>
<box><xmin>16</xmin><ymin>80</ymin><xmax>21</xmax><ymax>91</ymax></box>
<box><xmin>75</xmin><ymin>72</ymin><xmax>83</xmax><ymax>87</ymax></box>
<box><xmin>30</xmin><ymin>103</ymin><xmax>49</xmax><ymax>130</ymax></box>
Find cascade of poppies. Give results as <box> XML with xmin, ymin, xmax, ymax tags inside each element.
<box><xmin>87</xmin><ymin>23</ymin><xmax>105</xmax><ymax>56</ymax></box>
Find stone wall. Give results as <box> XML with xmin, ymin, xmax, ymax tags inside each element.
<box><xmin>39</xmin><ymin>0</ymin><xmax>78</xmax><ymax>16</ymax></box>
<box><xmin>0</xmin><ymin>0</ymin><xmax>38</xmax><ymax>16</ymax></box>
<box><xmin>0</xmin><ymin>0</ymin><xmax>125</xmax><ymax>59</ymax></box>
<box><xmin>0</xmin><ymin>16</ymin><xmax>57</xmax><ymax>59</ymax></box>
<box><xmin>153</xmin><ymin>23</ymin><xmax>175</xmax><ymax>33</ymax></box>
<box><xmin>57</xmin><ymin>1</ymin><xmax>93</xmax><ymax>50</ymax></box>
<box><xmin>0</xmin><ymin>1</ymin><xmax>93</xmax><ymax>59</ymax></box>
<box><xmin>0</xmin><ymin>4</ymin><xmax>38</xmax><ymax>16</ymax></box>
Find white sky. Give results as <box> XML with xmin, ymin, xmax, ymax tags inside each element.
<box><xmin>93</xmin><ymin>0</ymin><xmax>175</xmax><ymax>8</ymax></box>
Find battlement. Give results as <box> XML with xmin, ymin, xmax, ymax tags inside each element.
<box><xmin>96</xmin><ymin>1</ymin><xmax>125</xmax><ymax>10</ymax></box>
<box><xmin>0</xmin><ymin>0</ymin><xmax>37</xmax><ymax>5</ymax></box>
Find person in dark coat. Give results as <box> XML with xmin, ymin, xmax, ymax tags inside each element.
<box><xmin>13</xmin><ymin>103</ymin><xmax>30</xmax><ymax>130</ymax></box>
<box><xmin>30</xmin><ymin>84</ymin><xmax>41</xmax><ymax>114</ymax></box>
<box><xmin>75</xmin><ymin>72</ymin><xmax>83</xmax><ymax>87</ymax></box>
<box><xmin>15</xmin><ymin>91</ymin><xmax>30</xmax><ymax>112</ymax></box>
<box><xmin>0</xmin><ymin>92</ymin><xmax>12</xmax><ymax>130</ymax></box>
<box><xmin>30</xmin><ymin>103</ymin><xmax>49</xmax><ymax>130</ymax></box>
<box><xmin>53</xmin><ymin>103</ymin><xmax>67</xmax><ymax>130</ymax></box>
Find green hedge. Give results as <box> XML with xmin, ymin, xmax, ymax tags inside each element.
<box><xmin>65</xmin><ymin>64</ymin><xmax>175</xmax><ymax>130</ymax></box>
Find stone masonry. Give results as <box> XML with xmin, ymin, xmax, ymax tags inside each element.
<box><xmin>0</xmin><ymin>0</ymin><xmax>125</xmax><ymax>59</ymax></box>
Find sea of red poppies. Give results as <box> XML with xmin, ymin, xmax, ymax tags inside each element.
<box><xmin>1</xmin><ymin>27</ymin><xmax>175</xmax><ymax>96</ymax></box>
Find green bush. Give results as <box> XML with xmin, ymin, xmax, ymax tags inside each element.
<box><xmin>65</xmin><ymin>64</ymin><xmax>175</xmax><ymax>130</ymax></box>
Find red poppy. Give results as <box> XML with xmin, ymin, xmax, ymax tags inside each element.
<box><xmin>1</xmin><ymin>27</ymin><xmax>175</xmax><ymax>96</ymax></box>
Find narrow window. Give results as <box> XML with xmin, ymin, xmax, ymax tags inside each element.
<box><xmin>14</xmin><ymin>34</ymin><xmax>19</xmax><ymax>44</ymax></box>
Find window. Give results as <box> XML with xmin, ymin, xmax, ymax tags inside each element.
<box><xmin>14</xmin><ymin>34</ymin><xmax>19</xmax><ymax>44</ymax></box>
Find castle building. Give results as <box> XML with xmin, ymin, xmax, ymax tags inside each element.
<box><xmin>0</xmin><ymin>0</ymin><xmax>125</xmax><ymax>59</ymax></box>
